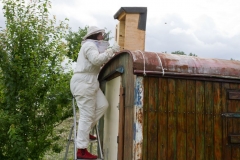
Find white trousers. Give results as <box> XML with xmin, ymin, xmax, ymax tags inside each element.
<box><xmin>74</xmin><ymin>82</ymin><xmax>108</xmax><ymax>149</ymax></box>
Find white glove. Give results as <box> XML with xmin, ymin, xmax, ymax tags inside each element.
<box><xmin>111</xmin><ymin>42</ymin><xmax>120</xmax><ymax>53</ymax></box>
<box><xmin>105</xmin><ymin>48</ymin><xmax>115</xmax><ymax>58</ymax></box>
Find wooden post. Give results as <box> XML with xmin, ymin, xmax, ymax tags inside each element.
<box><xmin>114</xmin><ymin>7</ymin><xmax>147</xmax><ymax>51</ymax></box>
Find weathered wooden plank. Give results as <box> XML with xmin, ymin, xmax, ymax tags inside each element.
<box><xmin>228</xmin><ymin>91</ymin><xmax>240</xmax><ymax>100</ymax></box>
<box><xmin>230</xmin><ymin>83</ymin><xmax>240</xmax><ymax>159</ymax></box>
<box><xmin>142</xmin><ymin>77</ymin><xmax>149</xmax><ymax>160</ymax></box>
<box><xmin>122</xmin><ymin>54</ymin><xmax>134</xmax><ymax>160</ymax></box>
<box><xmin>222</xmin><ymin>83</ymin><xmax>232</xmax><ymax>160</ymax></box>
<box><xmin>176</xmin><ymin>79</ymin><xmax>187</xmax><ymax>160</ymax></box>
<box><xmin>213</xmin><ymin>82</ymin><xmax>223</xmax><ymax>160</ymax></box>
<box><xmin>186</xmin><ymin>80</ymin><xmax>196</xmax><ymax>159</ymax></box>
<box><xmin>123</xmin><ymin>106</ymin><xmax>133</xmax><ymax>160</ymax></box>
<box><xmin>196</xmin><ymin>81</ymin><xmax>205</xmax><ymax>160</ymax></box>
<box><xmin>158</xmin><ymin>78</ymin><xmax>168</xmax><ymax>160</ymax></box>
<box><xmin>237</xmin><ymin>84</ymin><xmax>240</xmax><ymax>159</ymax></box>
<box><xmin>116</xmin><ymin>21</ymin><xmax>125</xmax><ymax>50</ymax></box>
<box><xmin>147</xmin><ymin>77</ymin><xmax>158</xmax><ymax>160</ymax></box>
<box><xmin>229</xmin><ymin>135</ymin><xmax>240</xmax><ymax>144</ymax></box>
<box><xmin>204</xmin><ymin>82</ymin><xmax>214</xmax><ymax>160</ymax></box>
<box><xmin>118</xmin><ymin>86</ymin><xmax>124</xmax><ymax>160</ymax></box>
<box><xmin>167</xmin><ymin>78</ymin><xmax>177</xmax><ymax>160</ymax></box>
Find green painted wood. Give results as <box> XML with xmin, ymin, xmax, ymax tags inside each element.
<box><xmin>142</xmin><ymin>77</ymin><xmax>149</xmax><ymax>160</ymax></box>
<box><xmin>176</xmin><ymin>79</ymin><xmax>187</xmax><ymax>160</ymax></box>
<box><xmin>186</xmin><ymin>80</ymin><xmax>196</xmax><ymax>159</ymax></box>
<box><xmin>204</xmin><ymin>82</ymin><xmax>214</xmax><ymax>160</ymax></box>
<box><xmin>167</xmin><ymin>78</ymin><xmax>177</xmax><ymax>160</ymax></box>
<box><xmin>195</xmin><ymin>81</ymin><xmax>205</xmax><ymax>160</ymax></box>
<box><xmin>213</xmin><ymin>82</ymin><xmax>223</xmax><ymax>159</ymax></box>
<box><xmin>158</xmin><ymin>78</ymin><xmax>168</xmax><ymax>160</ymax></box>
<box><xmin>147</xmin><ymin>77</ymin><xmax>158</xmax><ymax>160</ymax></box>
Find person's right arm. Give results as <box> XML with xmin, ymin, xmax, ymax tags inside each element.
<box><xmin>84</xmin><ymin>42</ymin><xmax>120</xmax><ymax>66</ymax></box>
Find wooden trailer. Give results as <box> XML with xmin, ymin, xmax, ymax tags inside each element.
<box><xmin>98</xmin><ymin>51</ymin><xmax>240</xmax><ymax>160</ymax></box>
<box><xmin>97</xmin><ymin>6</ymin><xmax>240</xmax><ymax>160</ymax></box>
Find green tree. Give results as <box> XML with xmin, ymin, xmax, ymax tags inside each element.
<box><xmin>0</xmin><ymin>0</ymin><xmax>72</xmax><ymax>159</ymax></box>
<box><xmin>171</xmin><ymin>51</ymin><xmax>186</xmax><ymax>55</ymax></box>
<box><xmin>66</xmin><ymin>27</ymin><xmax>88</xmax><ymax>62</ymax></box>
<box><xmin>171</xmin><ymin>51</ymin><xmax>198</xmax><ymax>57</ymax></box>
<box><xmin>189</xmin><ymin>52</ymin><xmax>197</xmax><ymax>57</ymax></box>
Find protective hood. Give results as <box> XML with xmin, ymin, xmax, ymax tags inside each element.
<box><xmin>82</xmin><ymin>39</ymin><xmax>110</xmax><ymax>53</ymax></box>
<box><xmin>83</xmin><ymin>26</ymin><xmax>105</xmax><ymax>40</ymax></box>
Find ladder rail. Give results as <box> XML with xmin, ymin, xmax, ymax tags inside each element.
<box><xmin>65</xmin><ymin>96</ymin><xmax>103</xmax><ymax>160</ymax></box>
<box><xmin>96</xmin><ymin>125</ymin><xmax>103</xmax><ymax>159</ymax></box>
<box><xmin>63</xmin><ymin>124</ymin><xmax>74</xmax><ymax>160</ymax></box>
<box><xmin>72</xmin><ymin>96</ymin><xmax>77</xmax><ymax>160</ymax></box>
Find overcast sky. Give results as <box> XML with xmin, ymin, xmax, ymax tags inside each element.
<box><xmin>0</xmin><ymin>0</ymin><xmax>240</xmax><ymax>60</ymax></box>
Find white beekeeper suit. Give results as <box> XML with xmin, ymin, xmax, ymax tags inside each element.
<box><xmin>70</xmin><ymin>26</ymin><xmax>120</xmax><ymax>150</ymax></box>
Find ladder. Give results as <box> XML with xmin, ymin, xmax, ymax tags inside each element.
<box><xmin>64</xmin><ymin>96</ymin><xmax>104</xmax><ymax>160</ymax></box>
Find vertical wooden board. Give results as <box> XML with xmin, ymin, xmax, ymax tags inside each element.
<box><xmin>122</xmin><ymin>55</ymin><xmax>134</xmax><ymax>160</ymax></box>
<box><xmin>213</xmin><ymin>82</ymin><xmax>223</xmax><ymax>159</ymax></box>
<box><xmin>123</xmin><ymin>106</ymin><xmax>133</xmax><ymax>160</ymax></box>
<box><xmin>195</xmin><ymin>81</ymin><xmax>205</xmax><ymax>160</ymax></box>
<box><xmin>222</xmin><ymin>83</ymin><xmax>231</xmax><ymax>160</ymax></box>
<box><xmin>117</xmin><ymin>21</ymin><xmax>125</xmax><ymax>50</ymax></box>
<box><xmin>237</xmin><ymin>84</ymin><xmax>240</xmax><ymax>158</ymax></box>
<box><xmin>236</xmin><ymin>83</ymin><xmax>240</xmax><ymax>160</ymax></box>
<box><xmin>158</xmin><ymin>78</ymin><xmax>168</xmax><ymax>160</ymax></box>
<box><xmin>229</xmin><ymin>83</ymin><xmax>240</xmax><ymax>160</ymax></box>
<box><xmin>176</xmin><ymin>79</ymin><xmax>187</xmax><ymax>160</ymax></box>
<box><xmin>118</xmin><ymin>87</ymin><xmax>125</xmax><ymax>160</ymax></box>
<box><xmin>142</xmin><ymin>77</ymin><xmax>149</xmax><ymax>160</ymax></box>
<box><xmin>147</xmin><ymin>77</ymin><xmax>158</xmax><ymax>160</ymax></box>
<box><xmin>204</xmin><ymin>82</ymin><xmax>214</xmax><ymax>160</ymax></box>
<box><xmin>167</xmin><ymin>78</ymin><xmax>177</xmax><ymax>160</ymax></box>
<box><xmin>186</xmin><ymin>80</ymin><xmax>196</xmax><ymax>159</ymax></box>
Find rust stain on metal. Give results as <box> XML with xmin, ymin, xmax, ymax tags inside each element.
<box><xmin>136</xmin><ymin>108</ymin><xmax>143</xmax><ymax>124</ymax></box>
<box><xmin>134</xmin><ymin>76</ymin><xmax>143</xmax><ymax>160</ymax></box>
<box><xmin>136</xmin><ymin>142</ymin><xmax>142</xmax><ymax>159</ymax></box>
<box><xmin>116</xmin><ymin>50</ymin><xmax>240</xmax><ymax>79</ymax></box>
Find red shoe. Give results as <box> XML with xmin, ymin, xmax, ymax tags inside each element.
<box><xmin>77</xmin><ymin>148</ymin><xmax>98</xmax><ymax>159</ymax></box>
<box><xmin>89</xmin><ymin>134</ymin><xmax>97</xmax><ymax>141</ymax></box>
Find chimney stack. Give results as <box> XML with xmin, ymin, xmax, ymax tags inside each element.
<box><xmin>114</xmin><ymin>7</ymin><xmax>147</xmax><ymax>51</ymax></box>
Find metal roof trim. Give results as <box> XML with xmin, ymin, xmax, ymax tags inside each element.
<box><xmin>99</xmin><ymin>50</ymin><xmax>240</xmax><ymax>80</ymax></box>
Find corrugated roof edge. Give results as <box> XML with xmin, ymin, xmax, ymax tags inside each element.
<box><xmin>100</xmin><ymin>50</ymin><xmax>240</xmax><ymax>81</ymax></box>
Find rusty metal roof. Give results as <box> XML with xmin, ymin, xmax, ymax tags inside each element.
<box><xmin>111</xmin><ymin>50</ymin><xmax>240</xmax><ymax>80</ymax></box>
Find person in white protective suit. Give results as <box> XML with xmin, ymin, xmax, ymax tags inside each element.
<box><xmin>70</xmin><ymin>26</ymin><xmax>120</xmax><ymax>159</ymax></box>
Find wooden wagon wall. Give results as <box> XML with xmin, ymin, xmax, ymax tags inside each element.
<box><xmin>99</xmin><ymin>53</ymin><xmax>135</xmax><ymax>160</ymax></box>
<box><xmin>142</xmin><ymin>77</ymin><xmax>240</xmax><ymax>160</ymax></box>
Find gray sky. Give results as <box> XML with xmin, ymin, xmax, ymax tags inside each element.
<box><xmin>1</xmin><ymin>0</ymin><xmax>240</xmax><ymax>60</ymax></box>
